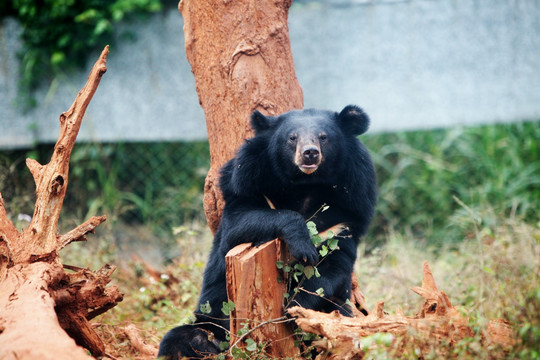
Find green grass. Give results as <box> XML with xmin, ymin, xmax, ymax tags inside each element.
<box><xmin>363</xmin><ymin>121</ymin><xmax>540</xmax><ymax>246</ymax></box>
<box><xmin>0</xmin><ymin>141</ymin><xmax>210</xmax><ymax>235</ymax></box>
<box><xmin>2</xmin><ymin>120</ymin><xmax>537</xmax><ymax>245</ymax></box>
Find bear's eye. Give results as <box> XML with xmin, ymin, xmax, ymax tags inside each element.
<box><xmin>289</xmin><ymin>134</ymin><xmax>297</xmax><ymax>142</ymax></box>
<box><xmin>319</xmin><ymin>134</ymin><xmax>328</xmax><ymax>141</ymax></box>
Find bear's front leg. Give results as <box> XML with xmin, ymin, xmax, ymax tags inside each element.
<box><xmin>219</xmin><ymin>206</ymin><xmax>319</xmax><ymax>265</ymax></box>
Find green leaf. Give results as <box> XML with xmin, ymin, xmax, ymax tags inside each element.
<box><xmin>111</xmin><ymin>9</ymin><xmax>124</xmax><ymax>21</ymax></box>
<box><xmin>319</xmin><ymin>245</ymin><xmax>328</xmax><ymax>257</ymax></box>
<box><xmin>303</xmin><ymin>332</ymin><xmax>318</xmax><ymax>341</ymax></box>
<box><xmin>94</xmin><ymin>18</ymin><xmax>111</xmax><ymax>36</ymax></box>
<box><xmin>219</xmin><ymin>341</ymin><xmax>229</xmax><ymax>351</ymax></box>
<box><xmin>221</xmin><ymin>300</ymin><xmax>235</xmax><ymax>316</ymax></box>
<box><xmin>237</xmin><ymin>322</ymin><xmax>249</xmax><ymax>336</ymax></box>
<box><xmin>306</xmin><ymin>221</ymin><xmax>318</xmax><ymax>236</ymax></box>
<box><xmin>57</xmin><ymin>34</ymin><xmax>71</xmax><ymax>48</ymax></box>
<box><xmin>74</xmin><ymin>8</ymin><xmax>100</xmax><ymax>23</ymax></box>
<box><xmin>311</xmin><ymin>234</ymin><xmax>322</xmax><ymax>247</ymax></box>
<box><xmin>276</xmin><ymin>260</ymin><xmax>284</xmax><ymax>269</ymax></box>
<box><xmin>303</xmin><ymin>265</ymin><xmax>315</xmax><ymax>279</ymax></box>
<box><xmin>245</xmin><ymin>338</ymin><xmax>257</xmax><ymax>352</ymax></box>
<box><xmin>294</xmin><ymin>263</ymin><xmax>305</xmax><ymax>272</ymax></box>
<box><xmin>283</xmin><ymin>265</ymin><xmax>292</xmax><ymax>273</ymax></box>
<box><xmin>315</xmin><ymin>288</ymin><xmax>324</xmax><ymax>297</ymax></box>
<box><xmin>328</xmin><ymin>238</ymin><xmax>339</xmax><ymax>251</ymax></box>
<box><xmin>199</xmin><ymin>301</ymin><xmax>212</xmax><ymax>314</ymax></box>
<box><xmin>50</xmin><ymin>51</ymin><xmax>65</xmax><ymax>66</ymax></box>
<box><xmin>231</xmin><ymin>347</ymin><xmax>244</xmax><ymax>357</ymax></box>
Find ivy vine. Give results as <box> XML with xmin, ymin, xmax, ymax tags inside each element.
<box><xmin>2</xmin><ymin>0</ymin><xmax>171</xmax><ymax>108</ymax></box>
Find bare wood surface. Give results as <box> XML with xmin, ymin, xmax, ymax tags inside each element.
<box><xmin>122</xmin><ymin>324</ymin><xmax>159</xmax><ymax>357</ymax></box>
<box><xmin>0</xmin><ymin>262</ymin><xmax>94</xmax><ymax>360</ymax></box>
<box><xmin>225</xmin><ymin>239</ymin><xmax>299</xmax><ymax>357</ymax></box>
<box><xmin>179</xmin><ymin>0</ymin><xmax>303</xmax><ymax>233</ymax></box>
<box><xmin>350</xmin><ymin>272</ymin><xmax>369</xmax><ymax>316</ymax></box>
<box><xmin>15</xmin><ymin>47</ymin><xmax>108</xmax><ymax>264</ymax></box>
<box><xmin>0</xmin><ymin>46</ymin><xmax>122</xmax><ymax>360</ymax></box>
<box><xmin>58</xmin><ymin>215</ymin><xmax>107</xmax><ymax>250</ymax></box>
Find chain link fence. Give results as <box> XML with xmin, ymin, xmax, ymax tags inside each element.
<box><xmin>0</xmin><ymin>141</ymin><xmax>210</xmax><ymax>237</ymax></box>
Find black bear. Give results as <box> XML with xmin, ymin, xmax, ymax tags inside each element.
<box><xmin>158</xmin><ymin>105</ymin><xmax>377</xmax><ymax>359</ymax></box>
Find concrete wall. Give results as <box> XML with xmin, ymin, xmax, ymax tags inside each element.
<box><xmin>1</xmin><ymin>0</ymin><xmax>539</xmax><ymax>149</ymax></box>
<box><xmin>0</xmin><ymin>10</ymin><xmax>204</xmax><ymax>148</ymax></box>
<box><xmin>292</xmin><ymin>0</ymin><xmax>540</xmax><ymax>132</ymax></box>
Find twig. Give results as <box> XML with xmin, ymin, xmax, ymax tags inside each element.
<box><xmin>58</xmin><ymin>215</ymin><xmax>107</xmax><ymax>250</ymax></box>
<box><xmin>122</xmin><ymin>324</ymin><xmax>158</xmax><ymax>357</ymax></box>
<box><xmin>228</xmin><ymin>316</ymin><xmax>294</xmax><ymax>355</ymax></box>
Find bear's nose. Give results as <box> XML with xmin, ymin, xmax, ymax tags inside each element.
<box><xmin>303</xmin><ymin>146</ymin><xmax>320</xmax><ymax>163</ymax></box>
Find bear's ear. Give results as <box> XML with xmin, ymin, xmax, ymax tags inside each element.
<box><xmin>250</xmin><ymin>110</ymin><xmax>277</xmax><ymax>135</ymax></box>
<box><xmin>337</xmin><ymin>105</ymin><xmax>370</xmax><ymax>135</ymax></box>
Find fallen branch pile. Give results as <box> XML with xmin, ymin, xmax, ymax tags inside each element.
<box><xmin>0</xmin><ymin>46</ymin><xmax>123</xmax><ymax>360</ymax></box>
<box><xmin>289</xmin><ymin>261</ymin><xmax>515</xmax><ymax>359</ymax></box>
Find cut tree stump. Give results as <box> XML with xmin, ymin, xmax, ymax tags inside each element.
<box><xmin>225</xmin><ymin>239</ymin><xmax>300</xmax><ymax>358</ymax></box>
<box><xmin>0</xmin><ymin>46</ymin><xmax>122</xmax><ymax>360</ymax></box>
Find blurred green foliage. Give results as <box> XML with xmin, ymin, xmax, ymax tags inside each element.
<box><xmin>67</xmin><ymin>141</ymin><xmax>210</xmax><ymax>232</ymax></box>
<box><xmin>1</xmin><ymin>141</ymin><xmax>210</xmax><ymax>234</ymax></box>
<box><xmin>1</xmin><ymin>121</ymin><xmax>538</xmax><ymax>242</ymax></box>
<box><xmin>364</xmin><ymin>121</ymin><xmax>540</xmax><ymax>245</ymax></box>
<box><xmin>2</xmin><ymin>0</ymin><xmax>170</xmax><ymax>108</ymax></box>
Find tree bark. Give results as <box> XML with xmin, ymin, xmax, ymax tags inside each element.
<box><xmin>179</xmin><ymin>0</ymin><xmax>303</xmax><ymax>233</ymax></box>
<box><xmin>0</xmin><ymin>46</ymin><xmax>122</xmax><ymax>360</ymax></box>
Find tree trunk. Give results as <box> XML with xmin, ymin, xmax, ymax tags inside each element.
<box><xmin>0</xmin><ymin>46</ymin><xmax>122</xmax><ymax>360</ymax></box>
<box><xmin>178</xmin><ymin>0</ymin><xmax>304</xmax><ymax>352</ymax></box>
<box><xmin>179</xmin><ymin>0</ymin><xmax>303</xmax><ymax>233</ymax></box>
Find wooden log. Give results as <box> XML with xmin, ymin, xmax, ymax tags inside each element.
<box><xmin>0</xmin><ymin>262</ymin><xmax>94</xmax><ymax>360</ymax></box>
<box><xmin>225</xmin><ymin>239</ymin><xmax>299</xmax><ymax>358</ymax></box>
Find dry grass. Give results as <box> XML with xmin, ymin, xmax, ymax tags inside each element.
<box><xmin>355</xmin><ymin>213</ymin><xmax>539</xmax><ymax>359</ymax></box>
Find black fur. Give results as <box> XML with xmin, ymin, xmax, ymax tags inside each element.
<box><xmin>158</xmin><ymin>105</ymin><xmax>377</xmax><ymax>359</ymax></box>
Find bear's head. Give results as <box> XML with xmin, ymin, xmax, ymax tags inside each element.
<box><xmin>250</xmin><ymin>105</ymin><xmax>370</xmax><ymax>179</ymax></box>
